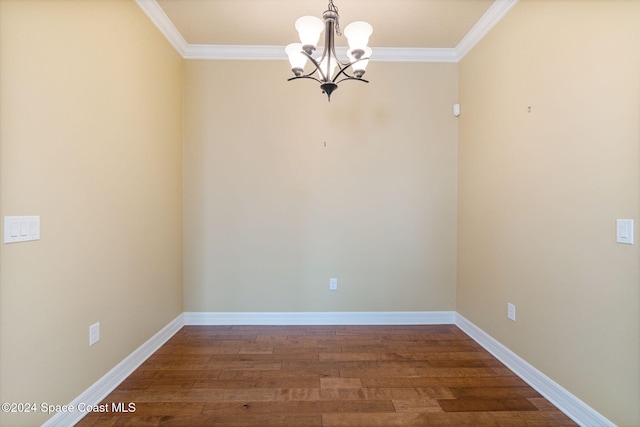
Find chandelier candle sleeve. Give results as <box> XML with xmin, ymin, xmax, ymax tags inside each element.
<box><xmin>285</xmin><ymin>0</ymin><xmax>373</xmax><ymax>101</ymax></box>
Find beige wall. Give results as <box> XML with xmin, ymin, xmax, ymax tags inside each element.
<box><xmin>183</xmin><ymin>60</ymin><xmax>458</xmax><ymax>312</ymax></box>
<box><xmin>457</xmin><ymin>1</ymin><xmax>640</xmax><ymax>425</ymax></box>
<box><xmin>0</xmin><ymin>1</ymin><xmax>184</xmax><ymax>425</ymax></box>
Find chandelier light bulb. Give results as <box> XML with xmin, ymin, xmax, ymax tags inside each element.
<box><xmin>348</xmin><ymin>46</ymin><xmax>372</xmax><ymax>78</ymax></box>
<box><xmin>285</xmin><ymin>43</ymin><xmax>308</xmax><ymax>76</ymax></box>
<box><xmin>295</xmin><ymin>16</ymin><xmax>324</xmax><ymax>54</ymax></box>
<box><xmin>344</xmin><ymin>21</ymin><xmax>373</xmax><ymax>57</ymax></box>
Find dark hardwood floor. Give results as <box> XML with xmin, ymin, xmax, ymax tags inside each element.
<box><xmin>75</xmin><ymin>325</ymin><xmax>577</xmax><ymax>426</ymax></box>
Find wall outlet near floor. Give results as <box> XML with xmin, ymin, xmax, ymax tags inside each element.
<box><xmin>507</xmin><ymin>303</ymin><xmax>516</xmax><ymax>321</ymax></box>
<box><xmin>329</xmin><ymin>278</ymin><xmax>338</xmax><ymax>291</ymax></box>
<box><xmin>89</xmin><ymin>322</ymin><xmax>100</xmax><ymax>346</ymax></box>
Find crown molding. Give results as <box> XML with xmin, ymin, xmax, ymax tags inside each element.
<box><xmin>456</xmin><ymin>0</ymin><xmax>519</xmax><ymax>60</ymax></box>
<box><xmin>183</xmin><ymin>44</ymin><xmax>458</xmax><ymax>63</ymax></box>
<box><xmin>135</xmin><ymin>0</ymin><xmax>188</xmax><ymax>55</ymax></box>
<box><xmin>137</xmin><ymin>0</ymin><xmax>518</xmax><ymax>62</ymax></box>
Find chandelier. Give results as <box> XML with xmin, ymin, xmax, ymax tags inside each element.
<box><xmin>285</xmin><ymin>0</ymin><xmax>373</xmax><ymax>101</ymax></box>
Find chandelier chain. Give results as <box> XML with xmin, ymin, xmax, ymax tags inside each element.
<box><xmin>328</xmin><ymin>0</ymin><xmax>341</xmax><ymax>35</ymax></box>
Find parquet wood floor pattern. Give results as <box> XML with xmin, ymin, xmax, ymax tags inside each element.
<box><xmin>76</xmin><ymin>325</ymin><xmax>577</xmax><ymax>426</ymax></box>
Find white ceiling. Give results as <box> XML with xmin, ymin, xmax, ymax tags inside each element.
<box><xmin>135</xmin><ymin>0</ymin><xmax>519</xmax><ymax>61</ymax></box>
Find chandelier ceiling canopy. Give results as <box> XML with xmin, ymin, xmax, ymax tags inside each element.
<box><xmin>285</xmin><ymin>0</ymin><xmax>373</xmax><ymax>101</ymax></box>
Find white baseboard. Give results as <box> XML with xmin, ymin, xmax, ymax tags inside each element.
<box><xmin>183</xmin><ymin>311</ymin><xmax>456</xmax><ymax>325</ymax></box>
<box><xmin>455</xmin><ymin>313</ymin><xmax>615</xmax><ymax>427</ymax></box>
<box><xmin>45</xmin><ymin>311</ymin><xmax>614</xmax><ymax>427</ymax></box>
<box><xmin>42</xmin><ymin>313</ymin><xmax>185</xmax><ymax>427</ymax></box>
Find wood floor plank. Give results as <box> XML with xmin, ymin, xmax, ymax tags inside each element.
<box><xmin>75</xmin><ymin>325</ymin><xmax>576</xmax><ymax>427</ymax></box>
<box><xmin>218</xmin><ymin>368</ymin><xmax>339</xmax><ymax>380</ymax></box>
<box><xmin>427</xmin><ymin>358</ymin><xmax>490</xmax><ymax>368</ymax></box>
<box><xmin>192</xmin><ymin>377</ymin><xmax>321</xmax><ymax>389</ymax></box>
<box><xmin>361</xmin><ymin>375</ymin><xmax>529</xmax><ymax>389</ymax></box>
<box><xmin>320</xmin><ymin>377</ymin><xmax>363</xmax><ymax>388</ymax></box>
<box><xmin>321</xmin><ymin>412</ymin><xmax>445</xmax><ymax>426</ymax></box>
<box><xmin>116</xmin><ymin>377</ymin><xmax>154</xmax><ymax>391</ymax></box>
<box><xmin>201</xmin><ymin>400</ymin><xmax>323</xmax><ymax>415</ymax></box>
<box><xmin>340</xmin><ymin>366</ymin><xmax>421</xmax><ymax>378</ymax></box>
<box><xmin>392</xmin><ymin>398</ymin><xmax>443</xmax><ymax>413</ymax></box>
<box><xmin>413</xmin><ymin>386</ymin><xmax>456</xmax><ymax>399</ymax></box>
<box><xmin>156</xmin><ymin>413</ymin><xmax>323</xmax><ymax>427</ymax></box>
<box><xmin>145</xmin><ymin>379</ymin><xmax>196</xmax><ymax>390</ymax></box>
<box><xmin>205</xmin><ymin>361</ymin><xmax>282</xmax><ymax>370</ymax></box>
<box><xmin>323</xmin><ymin>410</ymin><xmax>538</xmax><ymax>427</ymax></box>
<box><xmin>150</xmin><ymin>369</ymin><xmax>222</xmax><ymax>380</ymax></box>
<box><xmin>103</xmin><ymin>388</ymin><xmax>276</xmax><ymax>403</ymax></box>
<box><xmin>318</xmin><ymin>352</ymin><xmax>390</xmax><ymax>362</ymax></box>
<box><xmin>275</xmin><ymin>387</ymin><xmax>423</xmax><ymax>401</ymax></box>
<box><xmin>125</xmin><ymin>402</ymin><xmax>205</xmax><ymax>416</ymax></box>
<box><xmin>320</xmin><ymin>399</ymin><xmax>396</xmax><ymax>413</ymax></box>
<box><xmin>214</xmin><ymin>351</ymin><xmax>320</xmax><ymax>361</ymax></box>
<box><xmin>437</xmin><ymin>397</ymin><xmax>539</xmax><ymax>412</ymax></box>
<box><xmin>450</xmin><ymin>386</ymin><xmax>542</xmax><ymax>399</ymax></box>
<box><xmin>517</xmin><ymin>411</ymin><xmax>581</xmax><ymax>426</ymax></box>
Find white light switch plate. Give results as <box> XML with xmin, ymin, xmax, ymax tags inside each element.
<box><xmin>507</xmin><ymin>303</ymin><xmax>516</xmax><ymax>321</ymax></box>
<box><xmin>4</xmin><ymin>216</ymin><xmax>40</xmax><ymax>243</ymax></box>
<box><xmin>616</xmin><ymin>219</ymin><xmax>634</xmax><ymax>244</ymax></box>
<box><xmin>89</xmin><ymin>322</ymin><xmax>100</xmax><ymax>346</ymax></box>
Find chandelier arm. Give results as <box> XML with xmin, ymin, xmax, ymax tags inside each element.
<box><xmin>331</xmin><ymin>64</ymin><xmax>350</xmax><ymax>82</ymax></box>
<box><xmin>288</xmin><ymin>75</ymin><xmax>325</xmax><ymax>84</ymax></box>
<box><xmin>301</xmin><ymin>50</ymin><xmax>328</xmax><ymax>81</ymax></box>
<box><xmin>331</xmin><ymin>56</ymin><xmax>371</xmax><ymax>83</ymax></box>
<box><xmin>334</xmin><ymin>76</ymin><xmax>369</xmax><ymax>85</ymax></box>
